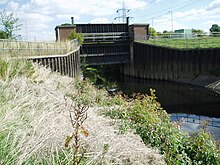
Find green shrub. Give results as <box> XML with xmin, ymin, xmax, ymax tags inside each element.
<box><xmin>69</xmin><ymin>30</ymin><xmax>83</xmax><ymax>45</ymax></box>
<box><xmin>101</xmin><ymin>89</ymin><xmax>220</xmax><ymax>164</ymax></box>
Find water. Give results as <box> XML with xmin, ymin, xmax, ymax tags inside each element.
<box><xmin>117</xmin><ymin>76</ymin><xmax>220</xmax><ymax>139</ymax></box>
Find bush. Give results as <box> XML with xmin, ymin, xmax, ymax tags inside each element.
<box><xmin>102</xmin><ymin>89</ymin><xmax>220</xmax><ymax>164</ymax></box>
<box><xmin>69</xmin><ymin>30</ymin><xmax>83</xmax><ymax>45</ymax></box>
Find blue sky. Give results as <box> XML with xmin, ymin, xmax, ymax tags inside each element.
<box><xmin>0</xmin><ymin>0</ymin><xmax>219</xmax><ymax>41</ymax></box>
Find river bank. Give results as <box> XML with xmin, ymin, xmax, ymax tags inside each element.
<box><xmin>174</xmin><ymin>73</ymin><xmax>220</xmax><ymax>93</ymax></box>
<box><xmin>0</xmin><ymin>59</ymin><xmax>165</xmax><ymax>164</ymax></box>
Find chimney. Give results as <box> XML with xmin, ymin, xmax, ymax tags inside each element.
<box><xmin>71</xmin><ymin>17</ymin><xmax>74</xmax><ymax>25</ymax></box>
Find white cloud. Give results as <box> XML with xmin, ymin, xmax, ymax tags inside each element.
<box><xmin>152</xmin><ymin>0</ymin><xmax>220</xmax><ymax>32</ymax></box>
<box><xmin>0</xmin><ymin>0</ymin><xmax>8</xmax><ymax>4</ymax></box>
<box><xmin>8</xmin><ymin>0</ymin><xmax>211</xmax><ymax>40</ymax></box>
<box><xmin>90</xmin><ymin>18</ymin><xmax>112</xmax><ymax>23</ymax></box>
<box><xmin>207</xmin><ymin>0</ymin><xmax>220</xmax><ymax>11</ymax></box>
<box><xmin>7</xmin><ymin>1</ymin><xmax>20</xmax><ymax>11</ymax></box>
<box><xmin>56</xmin><ymin>14</ymin><xmax>80</xmax><ymax>21</ymax></box>
<box><xmin>12</xmin><ymin>0</ymin><xmax>148</xmax><ymax>40</ymax></box>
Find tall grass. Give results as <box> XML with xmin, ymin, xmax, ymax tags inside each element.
<box><xmin>0</xmin><ymin>59</ymin><xmax>165</xmax><ymax>164</ymax></box>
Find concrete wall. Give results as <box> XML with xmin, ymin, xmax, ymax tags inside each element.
<box><xmin>122</xmin><ymin>42</ymin><xmax>220</xmax><ymax>83</ymax></box>
<box><xmin>29</xmin><ymin>47</ymin><xmax>81</xmax><ymax>77</ymax></box>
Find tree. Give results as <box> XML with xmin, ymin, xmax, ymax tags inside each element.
<box><xmin>149</xmin><ymin>27</ymin><xmax>157</xmax><ymax>37</ymax></box>
<box><xmin>192</xmin><ymin>29</ymin><xmax>204</xmax><ymax>37</ymax></box>
<box><xmin>0</xmin><ymin>30</ymin><xmax>7</xmax><ymax>39</ymax></box>
<box><xmin>0</xmin><ymin>9</ymin><xmax>22</xmax><ymax>39</ymax></box>
<box><xmin>209</xmin><ymin>24</ymin><xmax>220</xmax><ymax>33</ymax></box>
<box><xmin>192</xmin><ymin>29</ymin><xmax>204</xmax><ymax>34</ymax></box>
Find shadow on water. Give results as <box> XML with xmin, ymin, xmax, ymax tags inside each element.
<box><xmin>117</xmin><ymin>76</ymin><xmax>220</xmax><ymax>139</ymax></box>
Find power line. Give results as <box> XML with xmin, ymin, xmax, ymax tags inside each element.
<box><xmin>137</xmin><ymin>0</ymin><xmax>205</xmax><ymax>25</ymax></box>
<box><xmin>128</xmin><ymin>0</ymin><xmax>156</xmax><ymax>16</ymax></box>
<box><xmin>114</xmin><ymin>0</ymin><xmax>130</xmax><ymax>23</ymax></box>
<box><xmin>135</xmin><ymin>0</ymin><xmax>197</xmax><ymax>20</ymax></box>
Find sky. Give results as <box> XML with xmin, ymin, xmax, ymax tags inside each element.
<box><xmin>0</xmin><ymin>0</ymin><xmax>219</xmax><ymax>41</ymax></box>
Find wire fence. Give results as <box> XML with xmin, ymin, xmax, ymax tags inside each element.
<box><xmin>0</xmin><ymin>39</ymin><xmax>78</xmax><ymax>57</ymax></box>
<box><xmin>136</xmin><ymin>33</ymin><xmax>220</xmax><ymax>49</ymax></box>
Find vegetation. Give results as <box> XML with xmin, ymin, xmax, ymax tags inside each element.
<box><xmin>149</xmin><ymin>27</ymin><xmax>158</xmax><ymax>37</ymax></box>
<box><xmin>0</xmin><ymin>58</ymin><xmax>34</xmax><ymax>80</ymax></box>
<box><xmin>101</xmin><ymin>90</ymin><xmax>220</xmax><ymax>164</ymax></box>
<box><xmin>69</xmin><ymin>30</ymin><xmax>83</xmax><ymax>45</ymax></box>
<box><xmin>210</xmin><ymin>24</ymin><xmax>220</xmax><ymax>33</ymax></box>
<box><xmin>0</xmin><ymin>9</ymin><xmax>22</xmax><ymax>39</ymax></box>
<box><xmin>0</xmin><ymin>58</ymin><xmax>164</xmax><ymax>164</ymax></box>
<box><xmin>0</xmin><ymin>30</ymin><xmax>7</xmax><ymax>39</ymax></box>
<box><xmin>192</xmin><ymin>29</ymin><xmax>204</xmax><ymax>35</ymax></box>
<box><xmin>140</xmin><ymin>37</ymin><xmax>220</xmax><ymax>49</ymax></box>
<box><xmin>0</xmin><ymin>56</ymin><xmax>219</xmax><ymax>164</ymax></box>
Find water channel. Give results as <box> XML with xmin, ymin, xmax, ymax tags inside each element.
<box><xmin>116</xmin><ymin>76</ymin><xmax>220</xmax><ymax>140</ymax></box>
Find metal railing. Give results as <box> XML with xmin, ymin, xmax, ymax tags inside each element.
<box><xmin>0</xmin><ymin>39</ymin><xmax>78</xmax><ymax>57</ymax></box>
<box><xmin>136</xmin><ymin>33</ymin><xmax>220</xmax><ymax>49</ymax></box>
<box><xmin>83</xmin><ymin>32</ymin><xmax>129</xmax><ymax>42</ymax></box>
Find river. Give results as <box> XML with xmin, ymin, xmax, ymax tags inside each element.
<box><xmin>116</xmin><ymin>76</ymin><xmax>220</xmax><ymax>140</ymax></box>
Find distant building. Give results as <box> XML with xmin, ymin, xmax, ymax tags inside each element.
<box><xmin>174</xmin><ymin>29</ymin><xmax>192</xmax><ymax>38</ymax></box>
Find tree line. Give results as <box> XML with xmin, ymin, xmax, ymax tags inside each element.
<box><xmin>149</xmin><ymin>24</ymin><xmax>220</xmax><ymax>37</ymax></box>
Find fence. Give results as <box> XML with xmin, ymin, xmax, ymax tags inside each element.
<box><xmin>0</xmin><ymin>39</ymin><xmax>78</xmax><ymax>57</ymax></box>
<box><xmin>136</xmin><ymin>33</ymin><xmax>220</xmax><ymax>49</ymax></box>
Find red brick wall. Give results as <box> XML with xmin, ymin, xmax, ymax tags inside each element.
<box><xmin>56</xmin><ymin>26</ymin><xmax>76</xmax><ymax>41</ymax></box>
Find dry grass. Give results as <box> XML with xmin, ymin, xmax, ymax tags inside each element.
<box><xmin>0</xmin><ymin>62</ymin><xmax>165</xmax><ymax>164</ymax></box>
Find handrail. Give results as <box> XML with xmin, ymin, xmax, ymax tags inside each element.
<box><xmin>0</xmin><ymin>39</ymin><xmax>78</xmax><ymax>57</ymax></box>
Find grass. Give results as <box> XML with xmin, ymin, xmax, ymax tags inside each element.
<box><xmin>1</xmin><ymin>57</ymin><xmax>219</xmax><ymax>164</ymax></box>
<box><xmin>139</xmin><ymin>37</ymin><xmax>220</xmax><ymax>49</ymax></box>
<box><xmin>0</xmin><ymin>58</ymin><xmax>165</xmax><ymax>164</ymax></box>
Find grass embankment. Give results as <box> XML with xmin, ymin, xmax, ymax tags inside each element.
<box><xmin>0</xmin><ymin>58</ymin><xmax>219</xmax><ymax>164</ymax></box>
<box><xmin>139</xmin><ymin>37</ymin><xmax>220</xmax><ymax>49</ymax></box>
<box><xmin>0</xmin><ymin>58</ymin><xmax>164</xmax><ymax>164</ymax></box>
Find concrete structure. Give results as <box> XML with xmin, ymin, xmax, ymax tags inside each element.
<box><xmin>55</xmin><ymin>21</ymin><xmax>131</xmax><ymax>65</ymax></box>
<box><xmin>129</xmin><ymin>24</ymin><xmax>149</xmax><ymax>40</ymax></box>
<box><xmin>122</xmin><ymin>42</ymin><xmax>220</xmax><ymax>83</ymax></box>
<box><xmin>55</xmin><ymin>23</ymin><xmax>149</xmax><ymax>42</ymax></box>
<box><xmin>55</xmin><ymin>24</ymin><xmax>76</xmax><ymax>41</ymax></box>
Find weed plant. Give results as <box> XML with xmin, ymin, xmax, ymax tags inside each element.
<box><xmin>102</xmin><ymin>89</ymin><xmax>220</xmax><ymax>164</ymax></box>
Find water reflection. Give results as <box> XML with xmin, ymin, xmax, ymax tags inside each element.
<box><xmin>118</xmin><ymin>76</ymin><xmax>220</xmax><ymax>118</ymax></box>
<box><xmin>170</xmin><ymin>113</ymin><xmax>220</xmax><ymax>140</ymax></box>
<box><xmin>118</xmin><ymin>76</ymin><xmax>220</xmax><ymax>139</ymax></box>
